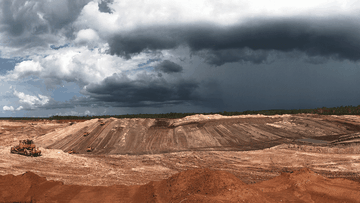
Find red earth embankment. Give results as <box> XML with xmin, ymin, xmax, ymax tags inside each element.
<box><xmin>34</xmin><ymin>114</ymin><xmax>360</xmax><ymax>155</ymax></box>
<box><xmin>1</xmin><ymin>168</ymin><xmax>359</xmax><ymax>203</ymax></box>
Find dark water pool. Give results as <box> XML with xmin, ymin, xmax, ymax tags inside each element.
<box><xmin>297</xmin><ymin>138</ymin><xmax>329</xmax><ymax>144</ymax></box>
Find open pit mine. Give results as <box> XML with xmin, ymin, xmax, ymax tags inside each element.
<box><xmin>1</xmin><ymin>114</ymin><xmax>360</xmax><ymax>202</ymax></box>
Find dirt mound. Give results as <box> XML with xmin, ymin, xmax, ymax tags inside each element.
<box><xmin>256</xmin><ymin>168</ymin><xmax>360</xmax><ymax>202</ymax></box>
<box><xmin>0</xmin><ymin>171</ymin><xmax>63</xmax><ymax>202</ymax></box>
<box><xmin>134</xmin><ymin>168</ymin><xmax>266</xmax><ymax>202</ymax></box>
<box><xmin>1</xmin><ymin>168</ymin><xmax>359</xmax><ymax>203</ymax></box>
<box><xmin>34</xmin><ymin>114</ymin><xmax>360</xmax><ymax>155</ymax></box>
<box><xmin>0</xmin><ymin>171</ymin><xmax>130</xmax><ymax>203</ymax></box>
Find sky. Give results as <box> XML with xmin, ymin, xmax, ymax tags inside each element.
<box><xmin>0</xmin><ymin>0</ymin><xmax>360</xmax><ymax>117</ymax></box>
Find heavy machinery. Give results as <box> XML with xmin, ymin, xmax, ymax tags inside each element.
<box><xmin>11</xmin><ymin>139</ymin><xmax>41</xmax><ymax>157</ymax></box>
<box><xmin>83</xmin><ymin>132</ymin><xmax>90</xmax><ymax>136</ymax></box>
<box><xmin>68</xmin><ymin>149</ymin><xmax>79</xmax><ymax>154</ymax></box>
<box><xmin>98</xmin><ymin>119</ymin><xmax>105</xmax><ymax>126</ymax></box>
<box><xmin>87</xmin><ymin>147</ymin><xmax>94</xmax><ymax>152</ymax></box>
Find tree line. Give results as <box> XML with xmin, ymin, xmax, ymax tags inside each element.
<box><xmin>1</xmin><ymin>105</ymin><xmax>360</xmax><ymax>120</ymax></box>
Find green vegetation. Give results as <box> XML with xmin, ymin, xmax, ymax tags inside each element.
<box><xmin>1</xmin><ymin>105</ymin><xmax>360</xmax><ymax>120</ymax></box>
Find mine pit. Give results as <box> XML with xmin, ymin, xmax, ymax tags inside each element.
<box><xmin>1</xmin><ymin>114</ymin><xmax>360</xmax><ymax>202</ymax></box>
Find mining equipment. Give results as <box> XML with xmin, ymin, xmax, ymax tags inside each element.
<box><xmin>87</xmin><ymin>147</ymin><xmax>94</xmax><ymax>152</ymax></box>
<box><xmin>10</xmin><ymin>139</ymin><xmax>41</xmax><ymax>157</ymax></box>
<box><xmin>98</xmin><ymin>119</ymin><xmax>105</xmax><ymax>126</ymax></box>
<box><xmin>68</xmin><ymin>149</ymin><xmax>78</xmax><ymax>154</ymax></box>
<box><xmin>83</xmin><ymin>132</ymin><xmax>90</xmax><ymax>136</ymax></box>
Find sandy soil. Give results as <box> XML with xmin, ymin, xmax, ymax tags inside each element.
<box><xmin>1</xmin><ymin>168</ymin><xmax>359</xmax><ymax>202</ymax></box>
<box><xmin>33</xmin><ymin>114</ymin><xmax>360</xmax><ymax>155</ymax></box>
<box><xmin>0</xmin><ymin>119</ymin><xmax>87</xmax><ymax>147</ymax></box>
<box><xmin>1</xmin><ymin>114</ymin><xmax>360</xmax><ymax>202</ymax></box>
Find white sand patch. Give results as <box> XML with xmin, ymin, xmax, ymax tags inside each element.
<box><xmin>131</xmin><ymin>165</ymin><xmax>170</xmax><ymax>172</ymax></box>
<box><xmin>172</xmin><ymin>114</ymin><xmax>292</xmax><ymax>127</ymax></box>
<box><xmin>265</xmin><ymin>120</ymin><xmax>297</xmax><ymax>129</ymax></box>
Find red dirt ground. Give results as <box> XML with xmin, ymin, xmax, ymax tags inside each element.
<box><xmin>1</xmin><ymin>114</ymin><xmax>360</xmax><ymax>202</ymax></box>
<box><xmin>1</xmin><ymin>168</ymin><xmax>359</xmax><ymax>203</ymax></box>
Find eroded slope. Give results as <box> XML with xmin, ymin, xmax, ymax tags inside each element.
<box><xmin>35</xmin><ymin>114</ymin><xmax>360</xmax><ymax>155</ymax></box>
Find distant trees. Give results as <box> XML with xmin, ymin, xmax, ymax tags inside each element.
<box><xmin>312</xmin><ymin>105</ymin><xmax>360</xmax><ymax>115</ymax></box>
<box><xmin>1</xmin><ymin>105</ymin><xmax>360</xmax><ymax>120</ymax></box>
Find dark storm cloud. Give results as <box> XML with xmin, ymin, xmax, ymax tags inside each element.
<box><xmin>0</xmin><ymin>0</ymin><xmax>91</xmax><ymax>47</ymax></box>
<box><xmin>303</xmin><ymin>56</ymin><xmax>329</xmax><ymax>64</ymax></box>
<box><xmin>40</xmin><ymin>96</ymin><xmax>97</xmax><ymax>110</ymax></box>
<box><xmin>0</xmin><ymin>0</ymin><xmax>47</xmax><ymax>37</ymax></box>
<box><xmin>155</xmin><ymin>60</ymin><xmax>183</xmax><ymax>73</ymax></box>
<box><xmin>199</xmin><ymin>48</ymin><xmax>271</xmax><ymax>66</ymax></box>
<box><xmin>98</xmin><ymin>0</ymin><xmax>114</xmax><ymax>13</ymax></box>
<box><xmin>109</xmin><ymin>17</ymin><xmax>360</xmax><ymax>65</ymax></box>
<box><xmin>82</xmin><ymin>73</ymin><xmax>200</xmax><ymax>107</ymax></box>
<box><xmin>109</xmin><ymin>28</ymin><xmax>179</xmax><ymax>59</ymax></box>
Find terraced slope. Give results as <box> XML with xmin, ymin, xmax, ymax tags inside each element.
<box><xmin>34</xmin><ymin>114</ymin><xmax>360</xmax><ymax>155</ymax></box>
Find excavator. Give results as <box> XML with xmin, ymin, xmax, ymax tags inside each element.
<box><xmin>11</xmin><ymin>140</ymin><xmax>41</xmax><ymax>157</ymax></box>
<box><xmin>87</xmin><ymin>147</ymin><xmax>94</xmax><ymax>152</ymax></box>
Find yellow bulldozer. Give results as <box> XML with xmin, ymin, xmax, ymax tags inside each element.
<box><xmin>11</xmin><ymin>139</ymin><xmax>41</xmax><ymax>157</ymax></box>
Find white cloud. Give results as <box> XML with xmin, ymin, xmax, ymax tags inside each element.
<box><xmin>16</xmin><ymin>106</ymin><xmax>23</xmax><ymax>111</ymax></box>
<box><xmin>1</xmin><ymin>46</ymin><xmax>165</xmax><ymax>89</ymax></box>
<box><xmin>6</xmin><ymin>60</ymin><xmax>43</xmax><ymax>80</ymax></box>
<box><xmin>3</xmin><ymin>106</ymin><xmax>14</xmax><ymax>111</ymax></box>
<box><xmin>74</xmin><ymin>29</ymin><xmax>101</xmax><ymax>47</ymax></box>
<box><xmin>84</xmin><ymin>110</ymin><xmax>91</xmax><ymax>115</ymax></box>
<box><xmin>13</xmin><ymin>90</ymin><xmax>49</xmax><ymax>109</ymax></box>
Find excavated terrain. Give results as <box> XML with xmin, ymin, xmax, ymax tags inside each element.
<box><xmin>1</xmin><ymin>114</ymin><xmax>360</xmax><ymax>202</ymax></box>
<box><xmin>34</xmin><ymin>114</ymin><xmax>360</xmax><ymax>155</ymax></box>
<box><xmin>1</xmin><ymin>168</ymin><xmax>360</xmax><ymax>202</ymax></box>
